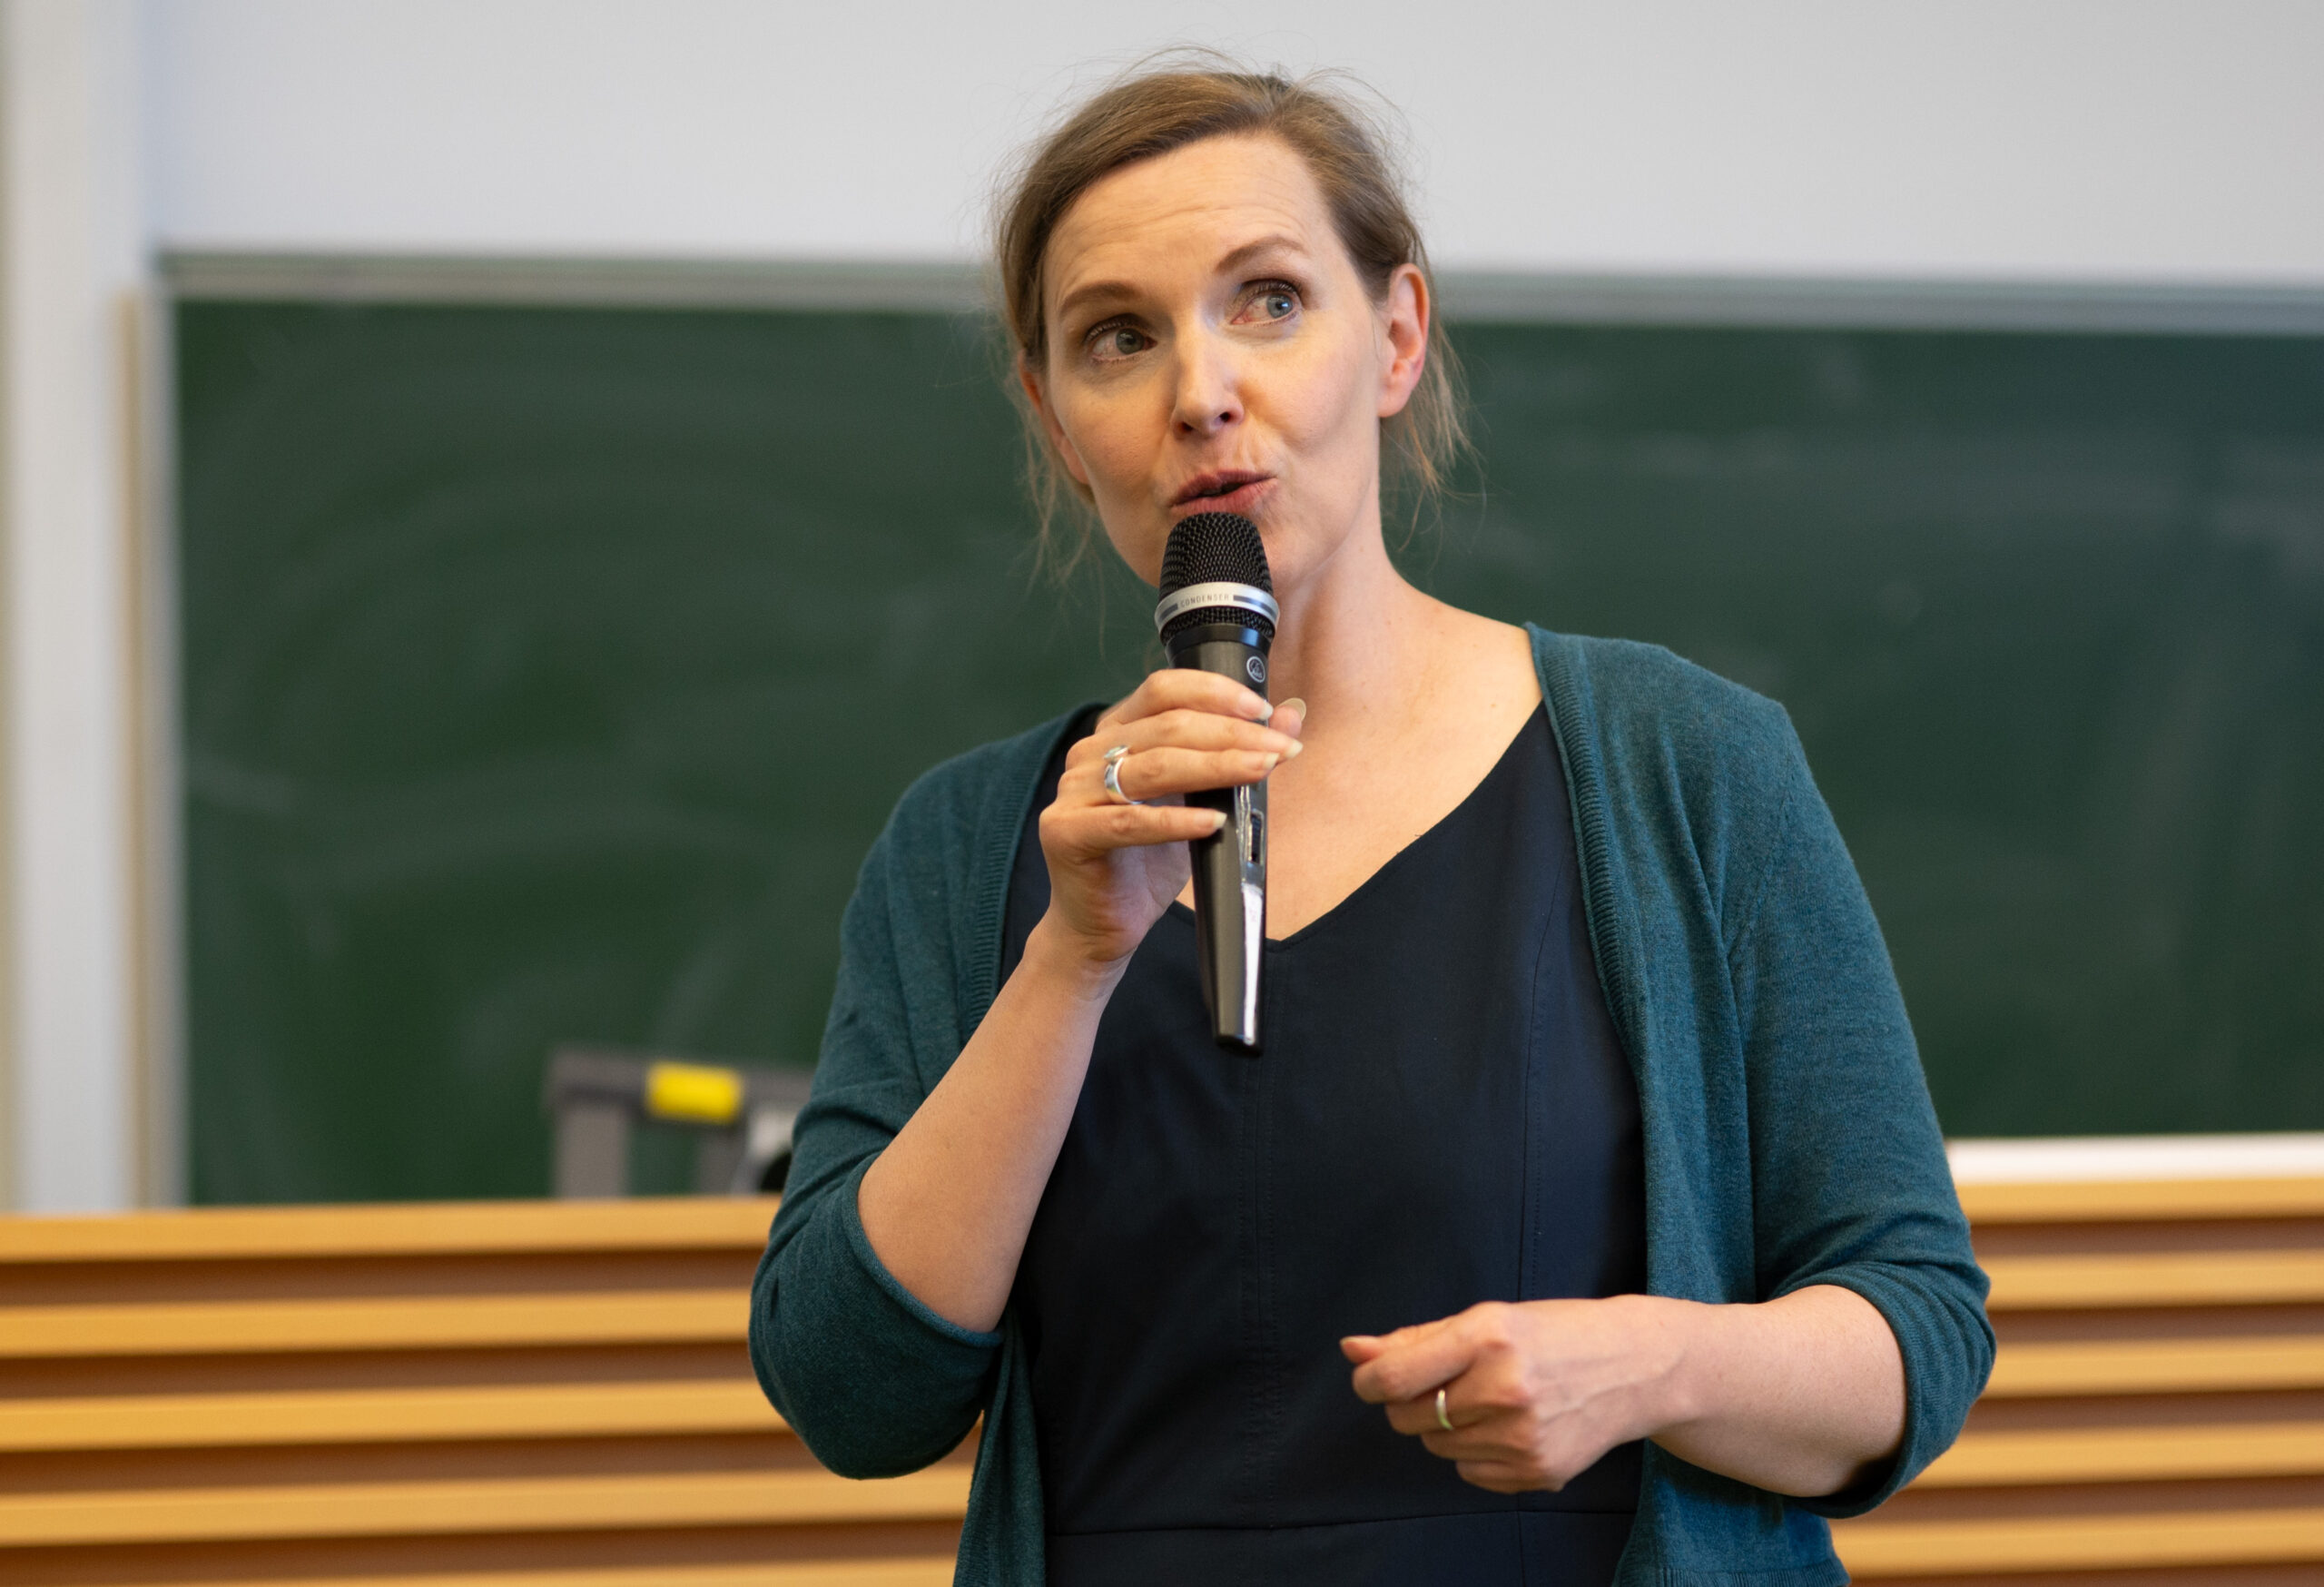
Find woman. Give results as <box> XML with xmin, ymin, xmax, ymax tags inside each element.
<box><xmin>751</xmin><ymin>62</ymin><xmax>1990</xmax><ymax>1587</ymax></box>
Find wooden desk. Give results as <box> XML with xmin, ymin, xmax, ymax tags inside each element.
<box><xmin>0</xmin><ymin>1198</ymin><xmax>960</xmax><ymax>1585</ymax></box>
<box><xmin>1833</xmin><ymin>1176</ymin><xmax>2324</xmax><ymax>1582</ymax></box>
<box><xmin>5</xmin><ymin>1178</ymin><xmax>2321</xmax><ymax>1583</ymax></box>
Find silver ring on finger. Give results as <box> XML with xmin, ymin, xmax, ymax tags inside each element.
<box><xmin>1101</xmin><ymin>744</ymin><xmax>1144</xmax><ymax>806</ymax></box>
<box><xmin>1434</xmin><ymin>1387</ymin><xmax>1454</xmax><ymax>1432</ymax></box>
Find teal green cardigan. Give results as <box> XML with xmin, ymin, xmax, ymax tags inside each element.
<box><xmin>750</xmin><ymin>627</ymin><xmax>1992</xmax><ymax>1586</ymax></box>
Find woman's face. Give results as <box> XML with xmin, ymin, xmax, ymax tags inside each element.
<box><xmin>1027</xmin><ymin>132</ymin><xmax>1427</xmax><ymax>593</ymax></box>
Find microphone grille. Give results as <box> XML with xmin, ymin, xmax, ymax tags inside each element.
<box><xmin>1160</xmin><ymin>512</ymin><xmax>1273</xmax><ymax>597</ymax></box>
<box><xmin>1157</xmin><ymin>512</ymin><xmax>1275</xmax><ymax>644</ymax></box>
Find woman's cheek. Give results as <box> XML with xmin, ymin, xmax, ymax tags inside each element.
<box><xmin>1061</xmin><ymin>410</ymin><xmax>1165</xmax><ymax>572</ymax></box>
<box><xmin>1268</xmin><ymin>336</ymin><xmax>1372</xmax><ymax>461</ymax></box>
<box><xmin>1068</xmin><ymin>382</ymin><xmax>1163</xmax><ymax>488</ymax></box>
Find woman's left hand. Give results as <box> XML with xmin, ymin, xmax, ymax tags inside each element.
<box><xmin>1341</xmin><ymin>1297</ymin><xmax>1679</xmax><ymax>1493</ymax></box>
<box><xmin>1343</xmin><ymin>1286</ymin><xmax>1906</xmax><ymax>1498</ymax></box>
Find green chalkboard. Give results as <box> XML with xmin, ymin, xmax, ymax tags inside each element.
<box><xmin>176</xmin><ymin>301</ymin><xmax>2324</xmax><ymax>1204</ymax></box>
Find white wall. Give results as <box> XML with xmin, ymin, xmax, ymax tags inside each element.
<box><xmin>0</xmin><ymin>0</ymin><xmax>146</xmax><ymax>1211</ymax></box>
<box><xmin>145</xmin><ymin>0</ymin><xmax>2324</xmax><ymax>284</ymax></box>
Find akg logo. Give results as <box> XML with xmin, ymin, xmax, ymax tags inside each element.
<box><xmin>1246</xmin><ymin>656</ymin><xmax>1267</xmax><ymax>684</ymax></box>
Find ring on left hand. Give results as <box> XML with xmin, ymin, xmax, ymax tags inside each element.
<box><xmin>1434</xmin><ymin>1386</ymin><xmax>1453</xmax><ymax>1432</ymax></box>
<box><xmin>1101</xmin><ymin>744</ymin><xmax>1143</xmax><ymax>806</ymax></box>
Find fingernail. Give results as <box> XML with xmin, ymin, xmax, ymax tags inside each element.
<box><xmin>1209</xmin><ymin>811</ymin><xmax>1227</xmax><ymax>833</ymax></box>
<box><xmin>1279</xmin><ymin>697</ymin><xmax>1306</xmax><ymax>719</ymax></box>
<box><xmin>1259</xmin><ymin>753</ymin><xmax>1281</xmax><ymax>771</ymax></box>
<box><xmin>1282</xmin><ymin>738</ymin><xmax>1304</xmax><ymax>759</ymax></box>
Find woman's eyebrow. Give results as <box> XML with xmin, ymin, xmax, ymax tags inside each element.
<box><xmin>1213</xmin><ymin>235</ymin><xmax>1309</xmax><ymax>276</ymax></box>
<box><xmin>1053</xmin><ymin>279</ymin><xmax>1139</xmax><ymax>322</ymax></box>
<box><xmin>1054</xmin><ymin>234</ymin><xmax>1315</xmax><ymax>321</ymax></box>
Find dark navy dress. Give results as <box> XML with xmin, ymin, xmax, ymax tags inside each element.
<box><xmin>1000</xmin><ymin>704</ymin><xmax>1647</xmax><ymax>1585</ymax></box>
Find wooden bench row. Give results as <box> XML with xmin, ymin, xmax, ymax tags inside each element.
<box><xmin>3</xmin><ymin>1178</ymin><xmax>2320</xmax><ymax>1583</ymax></box>
<box><xmin>7</xmin><ymin>1255</ymin><xmax>2317</xmax><ymax>1356</ymax></box>
<box><xmin>0</xmin><ymin>1198</ymin><xmax>965</xmax><ymax>1584</ymax></box>
<box><xmin>1829</xmin><ymin>1176</ymin><xmax>2324</xmax><ymax>1582</ymax></box>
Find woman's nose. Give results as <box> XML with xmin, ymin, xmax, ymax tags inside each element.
<box><xmin>1170</xmin><ymin>337</ymin><xmax>1244</xmax><ymax>437</ymax></box>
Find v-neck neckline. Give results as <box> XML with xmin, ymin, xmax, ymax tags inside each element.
<box><xmin>1165</xmin><ymin>702</ymin><xmax>1547</xmax><ymax>949</ymax></box>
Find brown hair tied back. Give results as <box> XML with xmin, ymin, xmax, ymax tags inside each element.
<box><xmin>994</xmin><ymin>53</ymin><xmax>1470</xmax><ymax>573</ymax></box>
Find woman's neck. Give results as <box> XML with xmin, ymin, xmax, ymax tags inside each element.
<box><xmin>1258</xmin><ymin>519</ymin><xmax>1458</xmax><ymax>740</ymax></box>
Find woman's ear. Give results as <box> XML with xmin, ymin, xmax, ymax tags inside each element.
<box><xmin>1018</xmin><ymin>353</ymin><xmax>1092</xmax><ymax>488</ymax></box>
<box><xmin>1375</xmin><ymin>263</ymin><xmax>1429</xmax><ymax>420</ymax></box>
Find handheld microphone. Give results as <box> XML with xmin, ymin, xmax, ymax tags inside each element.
<box><xmin>1154</xmin><ymin>511</ymin><xmax>1276</xmax><ymax>1052</ymax></box>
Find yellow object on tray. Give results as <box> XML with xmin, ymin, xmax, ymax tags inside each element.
<box><xmin>643</xmin><ymin>1061</ymin><xmax>743</xmax><ymax>1126</ymax></box>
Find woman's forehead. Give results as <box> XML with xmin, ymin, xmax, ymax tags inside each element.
<box><xmin>1045</xmin><ymin>134</ymin><xmax>1334</xmax><ymax>310</ymax></box>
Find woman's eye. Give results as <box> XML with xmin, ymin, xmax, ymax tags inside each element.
<box><xmin>1088</xmin><ymin>323</ymin><xmax>1148</xmax><ymax>360</ymax></box>
<box><xmin>1234</xmin><ymin>284</ymin><xmax>1301</xmax><ymax>325</ymax></box>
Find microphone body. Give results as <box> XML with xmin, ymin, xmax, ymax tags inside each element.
<box><xmin>1155</xmin><ymin>513</ymin><xmax>1275</xmax><ymax>1051</ymax></box>
<box><xmin>1167</xmin><ymin>622</ymin><xmax>1269</xmax><ymax>1050</ymax></box>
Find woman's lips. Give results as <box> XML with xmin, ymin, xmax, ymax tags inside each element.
<box><xmin>1168</xmin><ymin>477</ymin><xmax>1273</xmax><ymax>518</ymax></box>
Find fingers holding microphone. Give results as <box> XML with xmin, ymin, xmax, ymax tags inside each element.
<box><xmin>1034</xmin><ymin>670</ymin><xmax>1300</xmax><ymax>964</ymax></box>
<box><xmin>1061</xmin><ymin>672</ymin><xmax>1299</xmax><ymax>813</ymax></box>
<box><xmin>1085</xmin><ymin>721</ymin><xmax>1301</xmax><ymax>813</ymax></box>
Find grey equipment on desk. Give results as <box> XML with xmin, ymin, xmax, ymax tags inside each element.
<box><xmin>543</xmin><ymin>1046</ymin><xmax>815</xmax><ymax>1198</ymax></box>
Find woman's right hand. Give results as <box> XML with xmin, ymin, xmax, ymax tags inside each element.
<box><xmin>1036</xmin><ymin>670</ymin><xmax>1304</xmax><ymax>968</ymax></box>
<box><xmin>858</xmin><ymin>671</ymin><xmax>1302</xmax><ymax>1334</ymax></box>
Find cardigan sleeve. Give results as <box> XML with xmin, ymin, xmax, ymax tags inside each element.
<box><xmin>747</xmin><ymin>823</ymin><xmax>1001</xmax><ymax>1479</ymax></box>
<box><xmin>1724</xmin><ymin>718</ymin><xmax>1994</xmax><ymax>1517</ymax></box>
